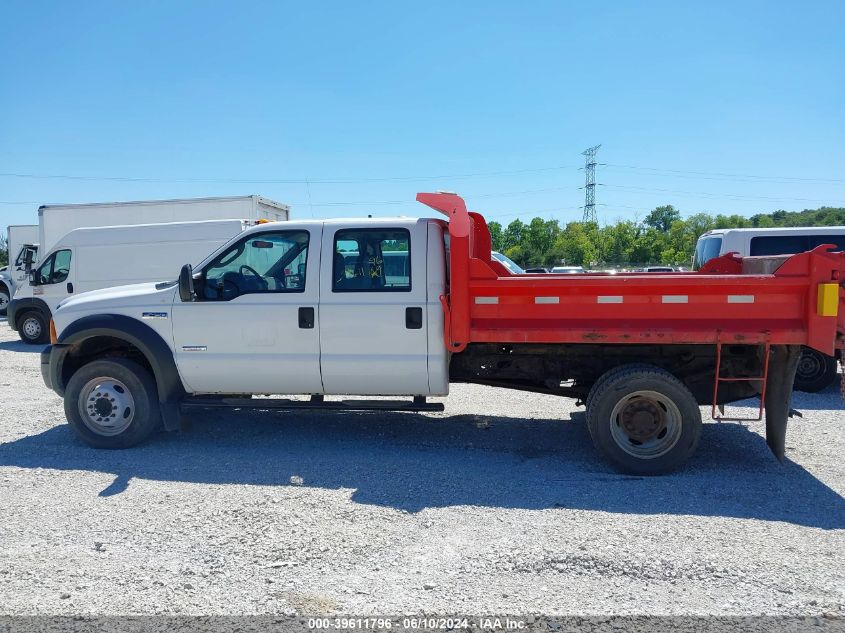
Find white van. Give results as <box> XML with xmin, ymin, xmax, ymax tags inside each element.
<box><xmin>8</xmin><ymin>219</ymin><xmax>251</xmax><ymax>344</ymax></box>
<box><xmin>693</xmin><ymin>226</ymin><xmax>845</xmax><ymax>270</ymax></box>
<box><xmin>692</xmin><ymin>225</ymin><xmax>845</xmax><ymax>392</ymax></box>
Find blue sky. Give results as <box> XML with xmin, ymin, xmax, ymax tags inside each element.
<box><xmin>1</xmin><ymin>0</ymin><xmax>844</xmax><ymax>229</ymax></box>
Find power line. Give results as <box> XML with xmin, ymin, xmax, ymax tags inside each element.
<box><xmin>603</xmin><ymin>163</ymin><xmax>845</xmax><ymax>184</ymax></box>
<box><xmin>2</xmin><ymin>161</ymin><xmax>843</xmax><ymax>185</ymax></box>
<box><xmin>0</xmin><ymin>165</ymin><xmax>580</xmax><ymax>185</ymax></box>
<box><xmin>601</xmin><ymin>184</ymin><xmax>845</xmax><ymax>205</ymax></box>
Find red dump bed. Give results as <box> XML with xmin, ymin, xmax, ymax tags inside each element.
<box><xmin>417</xmin><ymin>192</ymin><xmax>845</xmax><ymax>356</ymax></box>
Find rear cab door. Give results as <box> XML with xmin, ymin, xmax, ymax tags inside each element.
<box><xmin>318</xmin><ymin>219</ymin><xmax>432</xmax><ymax>395</ymax></box>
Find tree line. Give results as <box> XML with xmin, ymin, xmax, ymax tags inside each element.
<box><xmin>488</xmin><ymin>206</ymin><xmax>845</xmax><ymax>269</ymax></box>
<box><xmin>1</xmin><ymin>205</ymin><xmax>843</xmax><ymax>269</ymax></box>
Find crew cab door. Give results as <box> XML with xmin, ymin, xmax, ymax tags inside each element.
<box><xmin>170</xmin><ymin>225</ymin><xmax>323</xmax><ymax>394</ymax></box>
<box><xmin>318</xmin><ymin>222</ymin><xmax>430</xmax><ymax>395</ymax></box>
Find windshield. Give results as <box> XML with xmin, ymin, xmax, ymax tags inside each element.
<box><xmin>491</xmin><ymin>251</ymin><xmax>525</xmax><ymax>274</ymax></box>
<box><xmin>693</xmin><ymin>236</ymin><xmax>723</xmax><ymax>270</ymax></box>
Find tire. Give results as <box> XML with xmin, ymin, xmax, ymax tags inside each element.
<box><xmin>0</xmin><ymin>287</ymin><xmax>9</xmax><ymax>317</ymax></box>
<box><xmin>17</xmin><ymin>310</ymin><xmax>49</xmax><ymax>344</ymax></box>
<box><xmin>586</xmin><ymin>364</ymin><xmax>702</xmax><ymax>475</ymax></box>
<box><xmin>793</xmin><ymin>347</ymin><xmax>838</xmax><ymax>393</ymax></box>
<box><xmin>64</xmin><ymin>358</ymin><xmax>161</xmax><ymax>448</ymax></box>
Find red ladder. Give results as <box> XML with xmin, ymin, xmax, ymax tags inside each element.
<box><xmin>711</xmin><ymin>341</ymin><xmax>771</xmax><ymax>422</ymax></box>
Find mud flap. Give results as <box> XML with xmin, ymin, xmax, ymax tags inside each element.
<box><xmin>764</xmin><ymin>344</ymin><xmax>802</xmax><ymax>461</ymax></box>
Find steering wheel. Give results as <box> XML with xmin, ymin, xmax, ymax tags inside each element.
<box><xmin>239</xmin><ymin>264</ymin><xmax>269</xmax><ymax>291</ymax></box>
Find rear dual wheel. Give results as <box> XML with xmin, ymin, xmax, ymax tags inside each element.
<box><xmin>793</xmin><ymin>347</ymin><xmax>839</xmax><ymax>393</ymax></box>
<box><xmin>586</xmin><ymin>364</ymin><xmax>702</xmax><ymax>475</ymax></box>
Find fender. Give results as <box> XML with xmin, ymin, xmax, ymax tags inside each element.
<box><xmin>58</xmin><ymin>314</ymin><xmax>186</xmax><ymax>431</ymax></box>
<box><xmin>7</xmin><ymin>297</ymin><xmax>51</xmax><ymax>331</ymax></box>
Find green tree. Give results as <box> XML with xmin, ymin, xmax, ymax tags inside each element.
<box><xmin>644</xmin><ymin>205</ymin><xmax>681</xmax><ymax>233</ymax></box>
<box><xmin>502</xmin><ymin>219</ymin><xmax>526</xmax><ymax>251</ymax></box>
<box><xmin>487</xmin><ymin>221</ymin><xmax>504</xmax><ymax>251</ymax></box>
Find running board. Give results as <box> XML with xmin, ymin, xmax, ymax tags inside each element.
<box><xmin>180</xmin><ymin>397</ymin><xmax>445</xmax><ymax>413</ymax></box>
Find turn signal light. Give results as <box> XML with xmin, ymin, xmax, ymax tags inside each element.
<box><xmin>49</xmin><ymin>319</ymin><xmax>57</xmax><ymax>344</ymax></box>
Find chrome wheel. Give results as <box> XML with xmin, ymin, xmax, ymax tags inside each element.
<box><xmin>0</xmin><ymin>290</ymin><xmax>9</xmax><ymax>312</ymax></box>
<box><xmin>77</xmin><ymin>376</ymin><xmax>135</xmax><ymax>436</ymax></box>
<box><xmin>22</xmin><ymin>316</ymin><xmax>42</xmax><ymax>340</ymax></box>
<box><xmin>609</xmin><ymin>390</ymin><xmax>683</xmax><ymax>459</ymax></box>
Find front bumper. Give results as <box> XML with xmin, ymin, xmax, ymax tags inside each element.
<box><xmin>41</xmin><ymin>344</ymin><xmax>71</xmax><ymax>396</ymax></box>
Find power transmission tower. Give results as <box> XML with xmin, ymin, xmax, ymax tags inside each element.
<box><xmin>581</xmin><ymin>144</ymin><xmax>601</xmax><ymax>224</ymax></box>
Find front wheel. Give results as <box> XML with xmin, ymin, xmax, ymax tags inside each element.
<box><xmin>64</xmin><ymin>358</ymin><xmax>161</xmax><ymax>448</ymax></box>
<box><xmin>18</xmin><ymin>310</ymin><xmax>49</xmax><ymax>344</ymax></box>
<box><xmin>793</xmin><ymin>347</ymin><xmax>838</xmax><ymax>393</ymax></box>
<box><xmin>0</xmin><ymin>287</ymin><xmax>9</xmax><ymax>316</ymax></box>
<box><xmin>586</xmin><ymin>364</ymin><xmax>702</xmax><ymax>475</ymax></box>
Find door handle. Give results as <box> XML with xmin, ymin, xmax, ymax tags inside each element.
<box><xmin>67</xmin><ymin>282</ymin><xmax>74</xmax><ymax>293</ymax></box>
<box><xmin>405</xmin><ymin>307</ymin><xmax>423</xmax><ymax>329</ymax></box>
<box><xmin>298</xmin><ymin>307</ymin><xmax>315</xmax><ymax>329</ymax></box>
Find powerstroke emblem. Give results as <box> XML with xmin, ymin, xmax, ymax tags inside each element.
<box><xmin>141</xmin><ymin>312</ymin><xmax>168</xmax><ymax>320</ymax></box>
<box><xmin>181</xmin><ymin>345</ymin><xmax>207</xmax><ymax>352</ymax></box>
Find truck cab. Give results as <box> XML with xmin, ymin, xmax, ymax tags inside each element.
<box><xmin>0</xmin><ymin>224</ymin><xmax>39</xmax><ymax>316</ymax></box>
<box><xmin>47</xmin><ymin>216</ymin><xmax>449</xmax><ymax>400</ymax></box>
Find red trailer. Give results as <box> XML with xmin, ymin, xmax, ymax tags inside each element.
<box><xmin>418</xmin><ymin>192</ymin><xmax>845</xmax><ymax>472</ymax></box>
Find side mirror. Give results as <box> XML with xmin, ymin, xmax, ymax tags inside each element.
<box><xmin>28</xmin><ymin>270</ymin><xmax>39</xmax><ymax>286</ymax></box>
<box><xmin>178</xmin><ymin>264</ymin><xmax>195</xmax><ymax>302</ymax></box>
<box><xmin>23</xmin><ymin>249</ymin><xmax>34</xmax><ymax>272</ymax></box>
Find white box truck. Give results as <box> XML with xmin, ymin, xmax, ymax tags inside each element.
<box><xmin>0</xmin><ymin>224</ymin><xmax>39</xmax><ymax>315</ymax></box>
<box><xmin>34</xmin><ymin>195</ymin><xmax>289</xmax><ymax>257</ymax></box>
<box><xmin>8</xmin><ymin>219</ymin><xmax>253</xmax><ymax>343</ymax></box>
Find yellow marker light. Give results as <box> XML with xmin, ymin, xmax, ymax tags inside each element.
<box><xmin>817</xmin><ymin>283</ymin><xmax>839</xmax><ymax>317</ymax></box>
<box><xmin>49</xmin><ymin>319</ymin><xmax>58</xmax><ymax>344</ymax></box>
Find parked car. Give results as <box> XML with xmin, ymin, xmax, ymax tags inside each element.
<box><xmin>551</xmin><ymin>266</ymin><xmax>585</xmax><ymax>274</ymax></box>
<box><xmin>491</xmin><ymin>251</ymin><xmax>525</xmax><ymax>274</ymax></box>
<box><xmin>524</xmin><ymin>267</ymin><xmax>549</xmax><ymax>273</ymax></box>
<box><xmin>634</xmin><ymin>266</ymin><xmax>676</xmax><ymax>273</ymax></box>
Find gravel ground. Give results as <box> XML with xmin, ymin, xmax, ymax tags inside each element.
<box><xmin>0</xmin><ymin>326</ymin><xmax>843</xmax><ymax>617</ymax></box>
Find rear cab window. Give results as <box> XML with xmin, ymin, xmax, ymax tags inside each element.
<box><xmin>332</xmin><ymin>228</ymin><xmax>411</xmax><ymax>292</ymax></box>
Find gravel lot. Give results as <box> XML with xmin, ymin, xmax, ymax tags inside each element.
<box><xmin>0</xmin><ymin>325</ymin><xmax>843</xmax><ymax>617</ymax></box>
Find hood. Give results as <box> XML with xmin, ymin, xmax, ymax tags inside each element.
<box><xmin>56</xmin><ymin>281</ymin><xmax>178</xmax><ymax>313</ymax></box>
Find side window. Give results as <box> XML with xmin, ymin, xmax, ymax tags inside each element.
<box><xmin>199</xmin><ymin>230</ymin><xmax>309</xmax><ymax>301</ymax></box>
<box><xmin>332</xmin><ymin>228</ymin><xmax>411</xmax><ymax>292</ymax></box>
<box><xmin>749</xmin><ymin>235</ymin><xmax>809</xmax><ymax>256</ymax></box>
<box><xmin>809</xmin><ymin>235</ymin><xmax>845</xmax><ymax>251</ymax></box>
<box><xmin>34</xmin><ymin>249</ymin><xmax>72</xmax><ymax>285</ymax></box>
